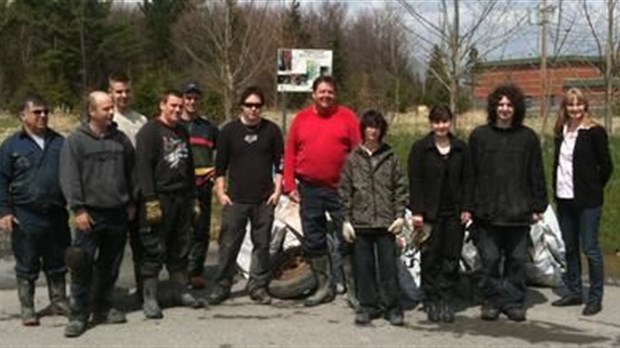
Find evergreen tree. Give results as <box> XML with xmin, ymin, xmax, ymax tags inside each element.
<box><xmin>423</xmin><ymin>44</ymin><xmax>450</xmax><ymax>106</ymax></box>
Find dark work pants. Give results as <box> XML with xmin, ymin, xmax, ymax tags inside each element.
<box><xmin>128</xmin><ymin>203</ymin><xmax>143</xmax><ymax>290</ymax></box>
<box><xmin>140</xmin><ymin>193</ymin><xmax>193</xmax><ymax>279</ymax></box>
<box><xmin>214</xmin><ymin>202</ymin><xmax>273</xmax><ymax>292</ymax></box>
<box><xmin>421</xmin><ymin>214</ymin><xmax>463</xmax><ymax>303</ymax></box>
<box><xmin>354</xmin><ymin>230</ymin><xmax>400</xmax><ymax>314</ymax></box>
<box><xmin>11</xmin><ymin>208</ymin><xmax>70</xmax><ymax>281</ymax></box>
<box><xmin>188</xmin><ymin>183</ymin><xmax>213</xmax><ymax>276</ymax></box>
<box><xmin>476</xmin><ymin>223</ymin><xmax>529</xmax><ymax>309</ymax></box>
<box><xmin>557</xmin><ymin>199</ymin><xmax>604</xmax><ymax>304</ymax></box>
<box><xmin>70</xmin><ymin>208</ymin><xmax>127</xmax><ymax>315</ymax></box>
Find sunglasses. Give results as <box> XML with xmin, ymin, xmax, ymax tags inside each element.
<box><xmin>32</xmin><ymin>109</ymin><xmax>50</xmax><ymax>116</ymax></box>
<box><xmin>243</xmin><ymin>103</ymin><xmax>263</xmax><ymax>109</ymax></box>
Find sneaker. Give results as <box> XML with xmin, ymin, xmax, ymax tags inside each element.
<box><xmin>425</xmin><ymin>302</ymin><xmax>441</xmax><ymax>322</ymax></box>
<box><xmin>92</xmin><ymin>308</ymin><xmax>127</xmax><ymax>325</ymax></box>
<box><xmin>551</xmin><ymin>295</ymin><xmax>583</xmax><ymax>307</ymax></box>
<box><xmin>481</xmin><ymin>302</ymin><xmax>500</xmax><ymax>321</ymax></box>
<box><xmin>582</xmin><ymin>302</ymin><xmax>602</xmax><ymax>316</ymax></box>
<box><xmin>64</xmin><ymin>318</ymin><xmax>87</xmax><ymax>338</ymax></box>
<box><xmin>355</xmin><ymin>311</ymin><xmax>371</xmax><ymax>325</ymax></box>
<box><xmin>208</xmin><ymin>284</ymin><xmax>231</xmax><ymax>305</ymax></box>
<box><xmin>190</xmin><ymin>275</ymin><xmax>206</xmax><ymax>290</ymax></box>
<box><xmin>249</xmin><ymin>288</ymin><xmax>272</xmax><ymax>305</ymax></box>
<box><xmin>503</xmin><ymin>307</ymin><xmax>526</xmax><ymax>322</ymax></box>
<box><xmin>386</xmin><ymin>309</ymin><xmax>404</xmax><ymax>326</ymax></box>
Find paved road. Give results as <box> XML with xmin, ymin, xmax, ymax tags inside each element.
<box><xmin>1</xmin><ymin>244</ymin><xmax>619</xmax><ymax>347</ymax></box>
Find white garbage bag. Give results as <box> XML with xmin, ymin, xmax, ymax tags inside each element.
<box><xmin>526</xmin><ymin>205</ymin><xmax>566</xmax><ymax>287</ymax></box>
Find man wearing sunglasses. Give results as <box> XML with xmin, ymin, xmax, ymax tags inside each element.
<box><xmin>179</xmin><ymin>83</ymin><xmax>219</xmax><ymax>290</ymax></box>
<box><xmin>0</xmin><ymin>95</ymin><xmax>71</xmax><ymax>326</ymax></box>
<box><xmin>209</xmin><ymin>86</ymin><xmax>283</xmax><ymax>305</ymax></box>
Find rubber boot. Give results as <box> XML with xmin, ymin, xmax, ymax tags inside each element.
<box><xmin>47</xmin><ymin>274</ymin><xmax>70</xmax><ymax>316</ymax></box>
<box><xmin>304</xmin><ymin>255</ymin><xmax>335</xmax><ymax>307</ymax></box>
<box><xmin>170</xmin><ymin>271</ymin><xmax>202</xmax><ymax>308</ymax></box>
<box><xmin>17</xmin><ymin>278</ymin><xmax>39</xmax><ymax>326</ymax></box>
<box><xmin>341</xmin><ymin>255</ymin><xmax>359</xmax><ymax>310</ymax></box>
<box><xmin>142</xmin><ymin>278</ymin><xmax>163</xmax><ymax>319</ymax></box>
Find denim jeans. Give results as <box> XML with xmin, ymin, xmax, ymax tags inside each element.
<box><xmin>11</xmin><ymin>208</ymin><xmax>70</xmax><ymax>280</ymax></box>
<box><xmin>476</xmin><ymin>223</ymin><xmax>529</xmax><ymax>309</ymax></box>
<box><xmin>556</xmin><ymin>199</ymin><xmax>604</xmax><ymax>304</ymax></box>
<box><xmin>298</xmin><ymin>181</ymin><xmax>347</xmax><ymax>257</ymax></box>
<box><xmin>70</xmin><ymin>208</ymin><xmax>127</xmax><ymax>314</ymax></box>
<box><xmin>214</xmin><ymin>202</ymin><xmax>273</xmax><ymax>292</ymax></box>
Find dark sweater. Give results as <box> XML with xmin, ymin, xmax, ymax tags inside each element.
<box><xmin>553</xmin><ymin>125</ymin><xmax>613</xmax><ymax>208</ymax></box>
<box><xmin>469</xmin><ymin>124</ymin><xmax>548</xmax><ymax>226</ymax></box>
<box><xmin>135</xmin><ymin>119</ymin><xmax>195</xmax><ymax>199</ymax></box>
<box><xmin>215</xmin><ymin>118</ymin><xmax>283</xmax><ymax>204</ymax></box>
<box><xmin>408</xmin><ymin>133</ymin><xmax>473</xmax><ymax>221</ymax></box>
<box><xmin>60</xmin><ymin>123</ymin><xmax>134</xmax><ymax>211</ymax></box>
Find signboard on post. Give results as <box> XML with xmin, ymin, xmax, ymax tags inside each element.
<box><xmin>277</xmin><ymin>49</ymin><xmax>333</xmax><ymax>93</ymax></box>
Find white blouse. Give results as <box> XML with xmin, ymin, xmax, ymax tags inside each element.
<box><xmin>556</xmin><ymin>124</ymin><xmax>586</xmax><ymax>199</ymax></box>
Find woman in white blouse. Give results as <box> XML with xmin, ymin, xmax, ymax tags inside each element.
<box><xmin>550</xmin><ymin>88</ymin><xmax>613</xmax><ymax>316</ymax></box>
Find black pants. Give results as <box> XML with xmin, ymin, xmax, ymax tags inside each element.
<box><xmin>214</xmin><ymin>202</ymin><xmax>273</xmax><ymax>292</ymax></box>
<box><xmin>188</xmin><ymin>183</ymin><xmax>213</xmax><ymax>276</ymax></box>
<box><xmin>140</xmin><ymin>193</ymin><xmax>193</xmax><ymax>279</ymax></box>
<box><xmin>127</xmin><ymin>203</ymin><xmax>142</xmax><ymax>289</ymax></box>
<box><xmin>354</xmin><ymin>230</ymin><xmax>400</xmax><ymax>313</ymax></box>
<box><xmin>476</xmin><ymin>223</ymin><xmax>529</xmax><ymax>309</ymax></box>
<box><xmin>421</xmin><ymin>214</ymin><xmax>463</xmax><ymax>302</ymax></box>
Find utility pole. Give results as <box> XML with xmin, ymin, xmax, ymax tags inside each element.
<box><xmin>538</xmin><ymin>0</ymin><xmax>555</xmax><ymax>138</ymax></box>
<box><xmin>605</xmin><ymin>0</ymin><xmax>614</xmax><ymax>134</ymax></box>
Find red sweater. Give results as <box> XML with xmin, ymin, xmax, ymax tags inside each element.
<box><xmin>284</xmin><ymin>105</ymin><xmax>361</xmax><ymax>192</ymax></box>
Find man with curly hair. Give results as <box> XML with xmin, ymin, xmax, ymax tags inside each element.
<box><xmin>469</xmin><ymin>84</ymin><xmax>548</xmax><ymax>322</ymax></box>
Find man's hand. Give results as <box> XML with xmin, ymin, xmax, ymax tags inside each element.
<box><xmin>532</xmin><ymin>212</ymin><xmax>543</xmax><ymax>223</ymax></box>
<box><xmin>0</xmin><ymin>214</ymin><xmax>19</xmax><ymax>233</ymax></box>
<box><xmin>411</xmin><ymin>214</ymin><xmax>424</xmax><ymax>228</ymax></box>
<box><xmin>145</xmin><ymin>200</ymin><xmax>163</xmax><ymax>225</ymax></box>
<box><xmin>217</xmin><ymin>192</ymin><xmax>233</xmax><ymax>206</ymax></box>
<box><xmin>288</xmin><ymin>190</ymin><xmax>301</xmax><ymax>203</ymax></box>
<box><xmin>388</xmin><ymin>217</ymin><xmax>405</xmax><ymax>235</ymax></box>
<box><xmin>267</xmin><ymin>189</ymin><xmax>281</xmax><ymax>206</ymax></box>
<box><xmin>342</xmin><ymin>221</ymin><xmax>356</xmax><ymax>243</ymax></box>
<box><xmin>74</xmin><ymin>211</ymin><xmax>94</xmax><ymax>232</ymax></box>
<box><xmin>460</xmin><ymin>211</ymin><xmax>472</xmax><ymax>225</ymax></box>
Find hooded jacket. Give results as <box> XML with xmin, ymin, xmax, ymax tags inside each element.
<box><xmin>60</xmin><ymin>122</ymin><xmax>134</xmax><ymax>212</ymax></box>
<box><xmin>339</xmin><ymin>143</ymin><xmax>408</xmax><ymax>231</ymax></box>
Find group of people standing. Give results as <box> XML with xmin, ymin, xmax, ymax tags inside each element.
<box><xmin>0</xmin><ymin>74</ymin><xmax>612</xmax><ymax>338</ymax></box>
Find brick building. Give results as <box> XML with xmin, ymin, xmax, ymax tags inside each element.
<box><xmin>473</xmin><ymin>55</ymin><xmax>618</xmax><ymax>111</ymax></box>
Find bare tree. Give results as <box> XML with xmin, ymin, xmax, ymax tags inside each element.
<box><xmin>176</xmin><ymin>0</ymin><xmax>278</xmax><ymax>119</ymax></box>
<box><xmin>397</xmin><ymin>0</ymin><xmax>528</xmax><ymax>129</ymax></box>
<box><xmin>582</xmin><ymin>0</ymin><xmax>619</xmax><ymax>134</ymax></box>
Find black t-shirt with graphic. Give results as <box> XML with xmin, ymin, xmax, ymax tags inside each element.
<box><xmin>215</xmin><ymin>118</ymin><xmax>283</xmax><ymax>204</ymax></box>
<box><xmin>135</xmin><ymin>119</ymin><xmax>195</xmax><ymax>199</ymax></box>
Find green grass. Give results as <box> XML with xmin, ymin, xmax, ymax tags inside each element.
<box><xmin>386</xmin><ymin>132</ymin><xmax>620</xmax><ymax>254</ymax></box>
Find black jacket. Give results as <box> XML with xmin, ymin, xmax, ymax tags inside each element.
<box><xmin>408</xmin><ymin>133</ymin><xmax>473</xmax><ymax>221</ymax></box>
<box><xmin>469</xmin><ymin>124</ymin><xmax>548</xmax><ymax>226</ymax></box>
<box><xmin>553</xmin><ymin>125</ymin><xmax>613</xmax><ymax>208</ymax></box>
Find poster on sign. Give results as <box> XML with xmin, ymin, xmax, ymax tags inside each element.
<box><xmin>277</xmin><ymin>49</ymin><xmax>333</xmax><ymax>93</ymax></box>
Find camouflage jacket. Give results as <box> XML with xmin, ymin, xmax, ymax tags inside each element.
<box><xmin>339</xmin><ymin>143</ymin><xmax>408</xmax><ymax>230</ymax></box>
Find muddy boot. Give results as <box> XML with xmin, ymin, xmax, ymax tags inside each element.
<box><xmin>342</xmin><ymin>255</ymin><xmax>359</xmax><ymax>310</ymax></box>
<box><xmin>142</xmin><ymin>278</ymin><xmax>163</xmax><ymax>319</ymax></box>
<box><xmin>64</xmin><ymin>313</ymin><xmax>88</xmax><ymax>338</ymax></box>
<box><xmin>17</xmin><ymin>278</ymin><xmax>39</xmax><ymax>326</ymax></box>
<box><xmin>46</xmin><ymin>274</ymin><xmax>70</xmax><ymax>316</ymax></box>
<box><xmin>304</xmin><ymin>255</ymin><xmax>335</xmax><ymax>307</ymax></box>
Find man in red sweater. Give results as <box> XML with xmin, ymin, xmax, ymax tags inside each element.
<box><xmin>284</xmin><ymin>76</ymin><xmax>361</xmax><ymax>307</ymax></box>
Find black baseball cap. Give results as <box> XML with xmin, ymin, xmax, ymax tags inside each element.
<box><xmin>182</xmin><ymin>82</ymin><xmax>202</xmax><ymax>95</ymax></box>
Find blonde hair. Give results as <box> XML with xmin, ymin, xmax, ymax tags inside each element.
<box><xmin>553</xmin><ymin>87</ymin><xmax>598</xmax><ymax>137</ymax></box>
